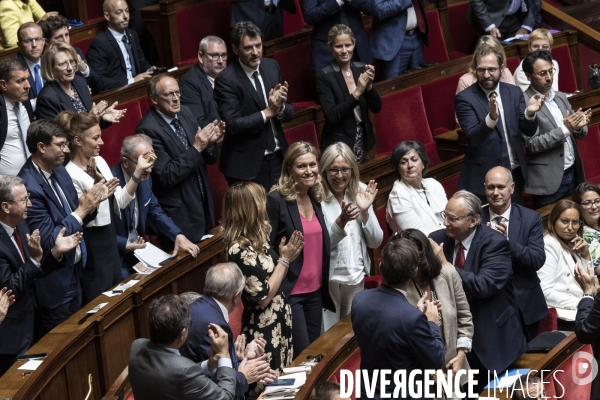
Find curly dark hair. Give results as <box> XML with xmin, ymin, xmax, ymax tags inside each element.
<box><xmin>392</xmin><ymin>229</ymin><xmax>442</xmax><ymax>282</ymax></box>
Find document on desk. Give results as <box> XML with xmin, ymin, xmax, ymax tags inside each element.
<box><xmin>134</xmin><ymin>243</ymin><xmax>172</xmax><ymax>269</ymax></box>
<box><xmin>263</xmin><ymin>371</ymin><xmax>307</xmax><ymax>399</ymax></box>
<box><xmin>18</xmin><ymin>360</ymin><xmax>43</xmax><ymax>371</ymax></box>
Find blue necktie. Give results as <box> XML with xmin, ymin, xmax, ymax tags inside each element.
<box><xmin>14</xmin><ymin>102</ymin><xmax>30</xmax><ymax>158</ymax></box>
<box><xmin>34</xmin><ymin>64</ymin><xmax>43</xmax><ymax>96</ymax></box>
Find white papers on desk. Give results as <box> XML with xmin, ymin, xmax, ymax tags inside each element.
<box><xmin>18</xmin><ymin>359</ymin><xmax>43</xmax><ymax>370</ymax></box>
<box><xmin>102</xmin><ymin>280</ymin><xmax>140</xmax><ymax>297</ymax></box>
<box><xmin>134</xmin><ymin>243</ymin><xmax>172</xmax><ymax>269</ymax></box>
<box><xmin>263</xmin><ymin>372</ymin><xmax>307</xmax><ymax>398</ymax></box>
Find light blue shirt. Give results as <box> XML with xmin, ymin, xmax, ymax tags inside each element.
<box><xmin>108</xmin><ymin>27</ymin><xmax>135</xmax><ymax>84</ymax></box>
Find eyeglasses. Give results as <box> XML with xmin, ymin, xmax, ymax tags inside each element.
<box><xmin>558</xmin><ymin>218</ymin><xmax>582</xmax><ymax>227</ymax></box>
<box><xmin>581</xmin><ymin>199</ymin><xmax>600</xmax><ymax>209</ymax></box>
<box><xmin>534</xmin><ymin>67</ymin><xmax>556</xmax><ymax>77</ymax></box>
<box><xmin>21</xmin><ymin>37</ymin><xmax>44</xmax><ymax>45</ymax></box>
<box><xmin>55</xmin><ymin>60</ymin><xmax>77</xmax><ymax>70</ymax></box>
<box><xmin>327</xmin><ymin>167</ymin><xmax>352</xmax><ymax>176</ymax></box>
<box><xmin>52</xmin><ymin>141</ymin><xmax>69</xmax><ymax>149</ymax></box>
<box><xmin>124</xmin><ymin>156</ymin><xmax>138</xmax><ymax>165</ymax></box>
<box><xmin>7</xmin><ymin>193</ymin><xmax>30</xmax><ymax>204</ymax></box>
<box><xmin>475</xmin><ymin>67</ymin><xmax>501</xmax><ymax>75</ymax></box>
<box><xmin>204</xmin><ymin>53</ymin><xmax>228</xmax><ymax>61</ymax></box>
<box><xmin>159</xmin><ymin>90</ymin><xmax>181</xmax><ymax>100</ymax></box>
<box><xmin>441</xmin><ymin>211</ymin><xmax>472</xmax><ymax>223</ymax></box>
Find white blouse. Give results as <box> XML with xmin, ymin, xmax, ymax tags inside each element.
<box><xmin>66</xmin><ymin>156</ymin><xmax>135</xmax><ymax>227</ymax></box>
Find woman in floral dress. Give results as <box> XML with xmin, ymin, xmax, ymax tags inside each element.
<box><xmin>573</xmin><ymin>182</ymin><xmax>600</xmax><ymax>272</ymax></box>
<box><xmin>222</xmin><ymin>182</ymin><xmax>303</xmax><ymax>371</ymax></box>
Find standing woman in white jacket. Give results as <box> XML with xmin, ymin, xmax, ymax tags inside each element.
<box><xmin>319</xmin><ymin>142</ymin><xmax>383</xmax><ymax>331</ymax></box>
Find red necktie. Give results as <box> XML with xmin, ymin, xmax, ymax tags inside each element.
<box><xmin>13</xmin><ymin>228</ymin><xmax>26</xmax><ymax>262</ymax></box>
<box><xmin>411</xmin><ymin>0</ymin><xmax>426</xmax><ymax>34</ymax></box>
<box><xmin>455</xmin><ymin>242</ymin><xmax>465</xmax><ymax>269</ymax></box>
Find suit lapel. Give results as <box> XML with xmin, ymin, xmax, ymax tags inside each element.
<box><xmin>285</xmin><ymin>200</ymin><xmax>303</xmax><ymax>232</ymax></box>
<box><xmin>234</xmin><ymin>62</ymin><xmax>264</xmax><ymax>110</ymax></box>
<box><xmin>481</xmin><ymin>208</ymin><xmax>491</xmax><ymax>225</ymax></box>
<box><xmin>472</xmin><ymin>84</ymin><xmax>491</xmax><ymax>116</ymax></box>
<box><xmin>0</xmin><ymin>95</ymin><xmax>8</xmax><ymax>150</ymax></box>
<box><xmin>105</xmin><ymin>30</ymin><xmax>127</xmax><ymax>73</ymax></box>
<box><xmin>508</xmin><ymin>205</ymin><xmax>520</xmax><ymax>240</ymax></box>
<box><xmin>443</xmin><ymin>234</ymin><xmax>454</xmax><ymax>264</ymax></box>
<box><xmin>30</xmin><ymin>161</ymin><xmax>66</xmax><ymax>214</ymax></box>
<box><xmin>180</xmin><ymin>111</ymin><xmax>198</xmax><ymax>148</ymax></box>
<box><xmin>526</xmin><ymin>87</ymin><xmax>556</xmax><ymax>129</ymax></box>
<box><xmin>464</xmin><ymin>226</ymin><xmax>481</xmax><ymax>272</ymax></box>
<box><xmin>74</xmin><ymin>78</ymin><xmax>92</xmax><ymax>111</ymax></box>
<box><xmin>0</xmin><ymin>226</ymin><xmax>22</xmax><ymax>265</ymax></box>
<box><xmin>152</xmin><ymin>109</ymin><xmax>187</xmax><ymax>154</ymax></box>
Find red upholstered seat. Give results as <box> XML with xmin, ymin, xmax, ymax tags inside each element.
<box><xmin>274</xmin><ymin>42</ymin><xmax>316</xmax><ymax>103</ymax></box>
<box><xmin>506</xmin><ymin>56</ymin><xmax>521</xmax><ymax>74</ymax></box>
<box><xmin>284</xmin><ymin>0</ymin><xmax>309</xmax><ymax>35</ymax></box>
<box><xmin>228</xmin><ymin>301</ymin><xmax>243</xmax><ymax>341</ymax></box>
<box><xmin>206</xmin><ymin>162</ymin><xmax>229</xmax><ymax>223</ymax></box>
<box><xmin>177</xmin><ymin>58</ymin><xmax>198</xmax><ymax>68</ymax></box>
<box><xmin>374</xmin><ymin>86</ymin><xmax>441</xmax><ymax>166</ymax></box>
<box><xmin>125</xmin><ymin>392</ymin><xmax>134</xmax><ymax>400</ymax></box>
<box><xmin>536</xmin><ymin>308</ymin><xmax>558</xmax><ymax>335</ymax></box>
<box><xmin>85</xmin><ymin>0</ymin><xmax>104</xmax><ymax>21</ymax></box>
<box><xmin>100</xmin><ymin>100</ymin><xmax>145</xmax><ymax>166</ymax></box>
<box><xmin>440</xmin><ymin>174</ymin><xmax>459</xmax><ymax>199</ymax></box>
<box><xmin>424</xmin><ymin>10</ymin><xmax>449</xmax><ymax>64</ymax></box>
<box><xmin>330</xmin><ymin>349</ymin><xmax>361</xmax><ymax>400</ymax></box>
<box><xmin>420</xmin><ymin>73</ymin><xmax>462</xmax><ymax>136</ymax></box>
<box><xmin>447</xmin><ymin>2</ymin><xmax>478</xmax><ymax>59</ymax></box>
<box><xmin>550</xmin><ymin>344</ymin><xmax>593</xmax><ymax>400</ymax></box>
<box><xmin>176</xmin><ymin>0</ymin><xmax>232</xmax><ymax>63</ymax></box>
<box><xmin>375</xmin><ymin>207</ymin><xmax>391</xmax><ymax>246</ymax></box>
<box><xmin>364</xmin><ymin>275</ymin><xmax>382</xmax><ymax>289</ymax></box>
<box><xmin>284</xmin><ymin>121</ymin><xmax>319</xmax><ymax>148</ymax></box>
<box><xmin>75</xmin><ymin>37</ymin><xmax>94</xmax><ymax>56</ymax></box>
<box><xmin>551</xmin><ymin>45</ymin><xmax>578</xmax><ymax>93</ymax></box>
<box><xmin>578</xmin><ymin>125</ymin><xmax>600</xmax><ymax>183</ymax></box>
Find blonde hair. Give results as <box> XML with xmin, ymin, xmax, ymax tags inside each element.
<box><xmin>41</xmin><ymin>41</ymin><xmax>79</xmax><ymax>82</ymax></box>
<box><xmin>327</xmin><ymin>24</ymin><xmax>355</xmax><ymax>47</ymax></box>
<box><xmin>222</xmin><ymin>182</ymin><xmax>272</xmax><ymax>253</ymax></box>
<box><xmin>468</xmin><ymin>35</ymin><xmax>506</xmax><ymax>75</ymax></box>
<box><xmin>319</xmin><ymin>142</ymin><xmax>360</xmax><ymax>202</ymax></box>
<box><xmin>272</xmin><ymin>142</ymin><xmax>325</xmax><ymax>202</ymax></box>
<box><xmin>528</xmin><ymin>28</ymin><xmax>554</xmax><ymax>48</ymax></box>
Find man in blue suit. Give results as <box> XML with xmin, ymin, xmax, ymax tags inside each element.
<box><xmin>482</xmin><ymin>167</ymin><xmax>547</xmax><ymax>341</ymax></box>
<box><xmin>111</xmin><ymin>134</ymin><xmax>199</xmax><ymax>279</ymax></box>
<box><xmin>18</xmin><ymin>120</ymin><xmax>103</xmax><ymax>333</ymax></box>
<box><xmin>351</xmin><ymin>237</ymin><xmax>445</xmax><ymax>399</ymax></box>
<box><xmin>368</xmin><ymin>0</ymin><xmax>428</xmax><ymax>79</ymax></box>
<box><xmin>180</xmin><ymin>263</ymin><xmax>275</xmax><ymax>399</ymax></box>
<box><xmin>230</xmin><ymin>0</ymin><xmax>296</xmax><ymax>41</ymax></box>
<box><xmin>429</xmin><ymin>190</ymin><xmax>528</xmax><ymax>394</ymax></box>
<box><xmin>455</xmin><ymin>44</ymin><xmax>543</xmax><ymax>204</ymax></box>
<box><xmin>15</xmin><ymin>23</ymin><xmax>45</xmax><ymax>102</ymax></box>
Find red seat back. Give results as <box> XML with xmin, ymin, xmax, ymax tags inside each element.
<box><xmin>447</xmin><ymin>2</ymin><xmax>478</xmax><ymax>59</ymax></box>
<box><xmin>424</xmin><ymin>10</ymin><xmax>449</xmax><ymax>64</ymax></box>
<box><xmin>550</xmin><ymin>344</ymin><xmax>593</xmax><ymax>399</ymax></box>
<box><xmin>374</xmin><ymin>87</ymin><xmax>441</xmax><ymax>166</ymax></box>
<box><xmin>375</xmin><ymin>206</ymin><xmax>390</xmax><ymax>246</ymax></box>
<box><xmin>330</xmin><ymin>349</ymin><xmax>361</xmax><ymax>400</ymax></box>
<box><xmin>125</xmin><ymin>392</ymin><xmax>135</xmax><ymax>400</ymax></box>
<box><xmin>551</xmin><ymin>45</ymin><xmax>578</xmax><ymax>93</ymax></box>
<box><xmin>176</xmin><ymin>0</ymin><xmax>231</xmax><ymax>62</ymax></box>
<box><xmin>228</xmin><ymin>301</ymin><xmax>243</xmax><ymax>341</ymax></box>
<box><xmin>420</xmin><ymin>73</ymin><xmax>462</xmax><ymax>136</ymax></box>
<box><xmin>206</xmin><ymin>162</ymin><xmax>229</xmax><ymax>224</ymax></box>
<box><xmin>74</xmin><ymin>37</ymin><xmax>95</xmax><ymax>56</ymax></box>
<box><xmin>578</xmin><ymin>125</ymin><xmax>600</xmax><ymax>184</ymax></box>
<box><xmin>85</xmin><ymin>0</ymin><xmax>104</xmax><ymax>21</ymax></box>
<box><xmin>101</xmin><ymin>99</ymin><xmax>145</xmax><ymax>166</ymax></box>
<box><xmin>440</xmin><ymin>174</ymin><xmax>459</xmax><ymax>199</ymax></box>
<box><xmin>536</xmin><ymin>308</ymin><xmax>558</xmax><ymax>335</ymax></box>
<box><xmin>506</xmin><ymin>56</ymin><xmax>521</xmax><ymax>74</ymax></box>
<box><xmin>284</xmin><ymin>0</ymin><xmax>308</xmax><ymax>35</ymax></box>
<box><xmin>284</xmin><ymin>121</ymin><xmax>319</xmax><ymax>147</ymax></box>
<box><xmin>274</xmin><ymin>42</ymin><xmax>316</xmax><ymax>103</ymax></box>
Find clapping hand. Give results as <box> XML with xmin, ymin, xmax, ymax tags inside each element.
<box><xmin>194</xmin><ymin>123</ymin><xmax>218</xmax><ymax>152</ymax></box>
<box><xmin>101</xmin><ymin>178</ymin><xmax>120</xmax><ymax>201</ymax></box>
<box><xmin>279</xmin><ymin>231</ymin><xmax>304</xmax><ymax>263</ymax></box>
<box><xmin>91</xmin><ymin>100</ymin><xmax>108</xmax><ymax>119</ymax></box>
<box><xmin>526</xmin><ymin>93</ymin><xmax>545</xmax><ymax>116</ymax></box>
<box><xmin>488</xmin><ymin>93</ymin><xmax>499</xmax><ymax>121</ymax></box>
<box><xmin>245</xmin><ymin>333</ymin><xmax>266</xmax><ymax>359</ymax></box>
<box><xmin>486</xmin><ymin>217</ymin><xmax>507</xmax><ymax>237</ymax></box>
<box><xmin>54</xmin><ymin>227</ymin><xmax>83</xmax><ymax>255</ymax></box>
<box><xmin>101</xmin><ymin>101</ymin><xmax>127</xmax><ymax>123</ymax></box>
<box><xmin>337</xmin><ymin>201</ymin><xmax>359</xmax><ymax>229</ymax></box>
<box><xmin>234</xmin><ymin>335</ymin><xmax>247</xmax><ymax>359</ymax></box>
<box><xmin>86</xmin><ymin>157</ymin><xmax>104</xmax><ymax>183</ymax></box>
<box><xmin>26</xmin><ymin>229</ymin><xmax>43</xmax><ymax>262</ymax></box>
<box><xmin>355</xmin><ymin>180</ymin><xmax>378</xmax><ymax>214</ymax></box>
<box><xmin>0</xmin><ymin>288</ymin><xmax>15</xmax><ymax>325</ymax></box>
<box><xmin>135</xmin><ymin>150</ymin><xmax>157</xmax><ymax>172</ymax></box>
<box><xmin>574</xmin><ymin>260</ymin><xmax>600</xmax><ymax>295</ymax></box>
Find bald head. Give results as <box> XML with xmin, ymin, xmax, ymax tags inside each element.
<box><xmin>485</xmin><ymin>167</ymin><xmax>514</xmax><ymax>214</ymax></box>
<box><xmin>103</xmin><ymin>0</ymin><xmax>130</xmax><ymax>32</ymax></box>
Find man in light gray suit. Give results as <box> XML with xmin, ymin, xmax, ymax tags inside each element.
<box><xmin>522</xmin><ymin>50</ymin><xmax>591</xmax><ymax>209</ymax></box>
<box><xmin>468</xmin><ymin>0</ymin><xmax>540</xmax><ymax>40</ymax></box>
<box><xmin>129</xmin><ymin>294</ymin><xmax>237</xmax><ymax>400</ymax></box>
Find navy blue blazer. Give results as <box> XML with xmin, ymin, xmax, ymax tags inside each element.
<box><xmin>266</xmin><ymin>190</ymin><xmax>334</xmax><ymax>312</ymax></box>
<box><xmin>367</xmin><ymin>0</ymin><xmax>428</xmax><ymax>62</ymax></box>
<box><xmin>0</xmin><ymin>93</ymin><xmax>34</xmax><ymax>155</ymax></box>
<box><xmin>136</xmin><ymin>106</ymin><xmax>217</xmax><ymax>243</ymax></box>
<box><xmin>455</xmin><ymin>82</ymin><xmax>538</xmax><ymax>199</ymax></box>
<box><xmin>15</xmin><ymin>53</ymin><xmax>40</xmax><ymax>100</ymax></box>
<box><xmin>575</xmin><ymin>295</ymin><xmax>600</xmax><ymax>400</ymax></box>
<box><xmin>86</xmin><ymin>28</ymin><xmax>151</xmax><ymax>93</ymax></box>
<box><xmin>230</xmin><ymin>0</ymin><xmax>295</xmax><ymax>30</ymax></box>
<box><xmin>179</xmin><ymin>64</ymin><xmax>221</xmax><ymax>127</ymax></box>
<box><xmin>110</xmin><ymin>163</ymin><xmax>182</xmax><ymax>257</ymax></box>
<box><xmin>0</xmin><ymin>221</ymin><xmax>65</xmax><ymax>355</ymax></box>
<box><xmin>482</xmin><ymin>204</ymin><xmax>548</xmax><ymax>325</ymax></box>
<box><xmin>214</xmin><ymin>58</ymin><xmax>294</xmax><ymax>181</ymax></box>
<box><xmin>303</xmin><ymin>0</ymin><xmax>373</xmax><ymax>70</ymax></box>
<box><xmin>351</xmin><ymin>285</ymin><xmax>445</xmax><ymax>399</ymax></box>
<box><xmin>18</xmin><ymin>159</ymin><xmax>91</xmax><ymax>308</ymax></box>
<box><xmin>429</xmin><ymin>225</ymin><xmax>528</xmax><ymax>373</ymax></box>
<box><xmin>180</xmin><ymin>295</ymin><xmax>248</xmax><ymax>399</ymax></box>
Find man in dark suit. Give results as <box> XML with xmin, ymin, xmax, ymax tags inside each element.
<box><xmin>15</xmin><ymin>22</ymin><xmax>45</xmax><ymax>101</ymax></box>
<box><xmin>129</xmin><ymin>294</ymin><xmax>237</xmax><ymax>400</ymax></box>
<box><xmin>368</xmin><ymin>0</ymin><xmax>428</xmax><ymax>79</ymax></box>
<box><xmin>455</xmin><ymin>44</ymin><xmax>543</xmax><ymax>204</ymax></box>
<box><xmin>111</xmin><ymin>134</ymin><xmax>199</xmax><ymax>278</ymax></box>
<box><xmin>18</xmin><ymin>120</ymin><xmax>104</xmax><ymax>334</ymax></box>
<box><xmin>351</xmin><ymin>237</ymin><xmax>445</xmax><ymax>398</ymax></box>
<box><xmin>180</xmin><ymin>36</ymin><xmax>226</xmax><ymax>127</ymax></box>
<box><xmin>87</xmin><ymin>0</ymin><xmax>155</xmax><ymax>92</ymax></box>
<box><xmin>468</xmin><ymin>0</ymin><xmax>540</xmax><ymax>39</ymax></box>
<box><xmin>521</xmin><ymin>50</ymin><xmax>590</xmax><ymax>209</ymax></box>
<box><xmin>482</xmin><ymin>166</ymin><xmax>547</xmax><ymax>341</ymax></box>
<box><xmin>429</xmin><ymin>190</ymin><xmax>528</xmax><ymax>393</ymax></box>
<box><xmin>181</xmin><ymin>263</ymin><xmax>275</xmax><ymax>399</ymax></box>
<box><xmin>0</xmin><ymin>175</ymin><xmax>82</xmax><ymax>376</ymax></box>
<box><xmin>38</xmin><ymin>15</ymin><xmax>101</xmax><ymax>94</ymax></box>
<box><xmin>137</xmin><ymin>74</ymin><xmax>223</xmax><ymax>247</ymax></box>
<box><xmin>0</xmin><ymin>58</ymin><xmax>35</xmax><ymax>176</ymax></box>
<box><xmin>231</xmin><ymin>0</ymin><xmax>296</xmax><ymax>41</ymax></box>
<box><xmin>214</xmin><ymin>22</ymin><xmax>294</xmax><ymax>193</ymax></box>
<box><xmin>303</xmin><ymin>0</ymin><xmax>373</xmax><ymax>70</ymax></box>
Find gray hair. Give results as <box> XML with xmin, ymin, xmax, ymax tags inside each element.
<box><xmin>179</xmin><ymin>291</ymin><xmax>202</xmax><ymax>306</ymax></box>
<box><xmin>120</xmin><ymin>134</ymin><xmax>153</xmax><ymax>158</ymax></box>
<box><xmin>203</xmin><ymin>262</ymin><xmax>245</xmax><ymax>301</ymax></box>
<box><xmin>0</xmin><ymin>176</ymin><xmax>24</xmax><ymax>203</ymax></box>
<box><xmin>199</xmin><ymin>35</ymin><xmax>226</xmax><ymax>52</ymax></box>
<box><xmin>451</xmin><ymin>190</ymin><xmax>482</xmax><ymax>225</ymax></box>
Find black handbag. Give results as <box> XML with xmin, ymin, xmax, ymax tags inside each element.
<box><xmin>590</xmin><ymin>64</ymin><xmax>600</xmax><ymax>90</ymax></box>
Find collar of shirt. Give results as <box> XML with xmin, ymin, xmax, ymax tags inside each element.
<box><xmin>23</xmin><ymin>56</ymin><xmax>41</xmax><ymax>72</ymax></box>
<box><xmin>0</xmin><ymin>220</ymin><xmax>16</xmax><ymax>238</ymax></box>
<box><xmin>33</xmin><ymin>161</ymin><xmax>53</xmax><ymax>180</ymax></box>
<box><xmin>3</xmin><ymin>94</ymin><xmax>17</xmax><ymax>112</ymax></box>
<box><xmin>156</xmin><ymin>109</ymin><xmax>177</xmax><ymax>126</ymax></box>
<box><xmin>108</xmin><ymin>27</ymin><xmax>126</xmax><ymax>42</ymax></box>
<box><xmin>455</xmin><ymin>228</ymin><xmax>477</xmax><ymax>253</ymax></box>
<box><xmin>394</xmin><ymin>288</ymin><xmax>408</xmax><ymax>297</ymax></box>
<box><xmin>490</xmin><ymin>205</ymin><xmax>511</xmax><ymax>224</ymax></box>
<box><xmin>479</xmin><ymin>83</ymin><xmax>501</xmax><ymax>102</ymax></box>
<box><xmin>212</xmin><ymin>296</ymin><xmax>230</xmax><ymax>323</ymax></box>
<box><xmin>239</xmin><ymin>59</ymin><xmax>260</xmax><ymax>79</ymax></box>
<box><xmin>207</xmin><ymin>75</ymin><xmax>215</xmax><ymax>88</ymax></box>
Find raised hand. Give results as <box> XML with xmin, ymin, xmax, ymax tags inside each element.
<box><xmin>245</xmin><ymin>333</ymin><xmax>266</xmax><ymax>359</ymax></box>
<box><xmin>136</xmin><ymin>150</ymin><xmax>157</xmax><ymax>172</ymax></box>
<box><xmin>0</xmin><ymin>288</ymin><xmax>15</xmax><ymax>324</ymax></box>
<box><xmin>101</xmin><ymin>101</ymin><xmax>127</xmax><ymax>123</ymax></box>
<box><xmin>526</xmin><ymin>93</ymin><xmax>545</xmax><ymax>116</ymax></box>
<box><xmin>571</xmin><ymin>235</ymin><xmax>591</xmax><ymax>260</ymax></box>
<box><xmin>238</xmin><ymin>355</ymin><xmax>272</xmax><ymax>384</ymax></box>
<box><xmin>337</xmin><ymin>201</ymin><xmax>360</xmax><ymax>229</ymax></box>
<box><xmin>54</xmin><ymin>227</ymin><xmax>83</xmax><ymax>256</ymax></box>
<box><xmin>76</xmin><ymin>181</ymin><xmax>105</xmax><ymax>219</ymax></box>
<box><xmin>428</xmin><ymin>238</ymin><xmax>449</xmax><ymax>265</ymax></box>
<box><xmin>90</xmin><ymin>100</ymin><xmax>108</xmax><ymax>119</ymax></box>
<box><xmin>355</xmin><ymin>180</ymin><xmax>378</xmax><ymax>213</ymax></box>
<box><xmin>193</xmin><ymin>123</ymin><xmax>217</xmax><ymax>152</ymax></box>
<box><xmin>101</xmin><ymin>177</ymin><xmax>120</xmax><ymax>201</ymax></box>
<box><xmin>208</xmin><ymin>323</ymin><xmax>230</xmax><ymax>360</ymax></box>
<box><xmin>488</xmin><ymin>93</ymin><xmax>499</xmax><ymax>121</ymax></box>
<box><xmin>279</xmin><ymin>231</ymin><xmax>304</xmax><ymax>263</ymax></box>
<box><xmin>85</xmin><ymin>157</ymin><xmax>104</xmax><ymax>183</ymax></box>
<box><xmin>235</xmin><ymin>335</ymin><xmax>246</xmax><ymax>359</ymax></box>
<box><xmin>26</xmin><ymin>229</ymin><xmax>43</xmax><ymax>262</ymax></box>
<box><xmin>574</xmin><ymin>260</ymin><xmax>599</xmax><ymax>295</ymax></box>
